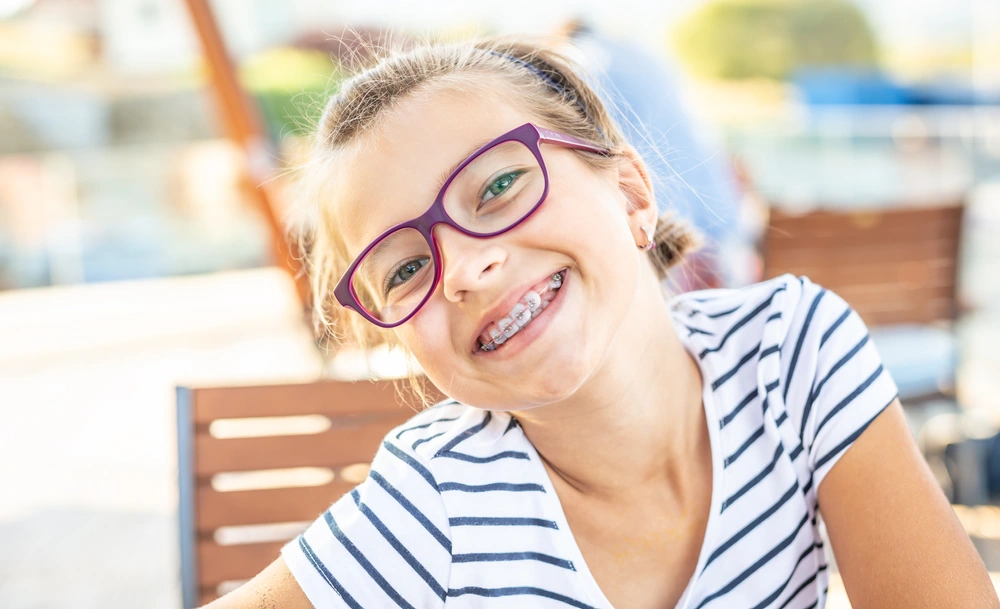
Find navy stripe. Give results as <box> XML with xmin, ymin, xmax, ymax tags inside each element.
<box><xmin>688</xmin><ymin>304</ymin><xmax>741</xmax><ymax>319</ymax></box>
<box><xmin>820</xmin><ymin>308</ymin><xmax>851</xmax><ymax>348</ymax></box>
<box><xmin>802</xmin><ymin>473</ymin><xmax>814</xmax><ymax>495</ymax></box>
<box><xmin>777</xmin><ymin>566</ymin><xmax>821</xmax><ymax>609</ymax></box>
<box><xmin>707</xmin><ymin>305</ymin><xmax>742</xmax><ymax>318</ymax></box>
<box><xmin>721</xmin><ymin>387</ymin><xmax>759</xmax><ymax>428</ymax></box>
<box><xmin>815</xmin><ymin>395</ymin><xmax>895</xmax><ymax>470</ymax></box>
<box><xmin>705</xmin><ymin>482</ymin><xmax>799</xmax><ymax>569</ymax></box>
<box><xmin>449</xmin><ymin>516</ymin><xmax>558</xmax><ymax>529</ymax></box>
<box><xmin>789</xmin><ymin>442</ymin><xmax>804</xmax><ymax>461</ymax></box>
<box><xmin>447</xmin><ymin>586</ymin><xmax>599</xmax><ymax>609</ymax></box>
<box><xmin>712</xmin><ymin>343</ymin><xmax>762</xmax><ymax>391</ymax></box>
<box><xmin>808</xmin><ymin>333</ymin><xmax>870</xmax><ymax>408</ymax></box>
<box><xmin>725</xmin><ymin>423</ymin><xmax>765</xmax><ymax>467</ymax></box>
<box><xmin>503</xmin><ymin>416</ymin><xmax>520</xmax><ymax>435</ymax></box>
<box><xmin>801</xmin><ymin>333</ymin><xmax>870</xmax><ymax>440</ymax></box>
<box><xmin>700</xmin><ymin>287</ymin><xmax>785</xmax><ymax>359</ymax></box>
<box><xmin>395</xmin><ymin>416</ymin><xmax>461</xmax><ymax>439</ymax></box>
<box><xmin>722</xmin><ymin>444</ymin><xmax>785</xmax><ymax>512</ymax></box>
<box><xmin>687</xmin><ymin>292</ymin><xmax>730</xmax><ymax>303</ymax></box>
<box><xmin>349</xmin><ymin>490</ymin><xmax>446</xmax><ymax>601</ymax></box>
<box><xmin>760</xmin><ymin>344</ymin><xmax>780</xmax><ymax>359</ymax></box>
<box><xmin>435</xmin><ymin>411</ymin><xmax>491</xmax><ymax>457</ymax></box>
<box><xmin>369</xmin><ymin>470</ymin><xmax>451</xmax><ymax>552</ymax></box>
<box><xmin>748</xmin><ymin>543</ymin><xmax>818</xmax><ymax>609</ymax></box>
<box><xmin>439</xmin><ymin>482</ymin><xmax>546</xmax><ymax>493</ymax></box>
<box><xmin>814</xmin><ymin>364</ymin><xmax>885</xmax><ymax>436</ymax></box>
<box><xmin>298</xmin><ymin>537</ymin><xmax>364</xmax><ymax>609</ymax></box>
<box><xmin>452</xmin><ymin>551</ymin><xmax>575</xmax><ymax>570</ymax></box>
<box><xmin>437</xmin><ymin>450</ymin><xmax>530</xmax><ymax>463</ymax></box>
<box><xmin>783</xmin><ymin>289</ymin><xmax>826</xmax><ymax>403</ymax></box>
<box><xmin>775</xmin><ymin>411</ymin><xmax>788</xmax><ymax>427</ymax></box>
<box><xmin>383</xmin><ymin>442</ymin><xmax>439</xmax><ymax>492</ymax></box>
<box><xmin>695</xmin><ymin>512</ymin><xmax>810</xmax><ymax>609</ymax></box>
<box><xmin>323</xmin><ymin>510</ymin><xmax>416</xmax><ymax>609</ymax></box>
<box><xmin>686</xmin><ymin>325</ymin><xmax>715</xmax><ymax>336</ymax></box>
<box><xmin>759</xmin><ymin>379</ymin><xmax>779</xmax><ymax>418</ymax></box>
<box><xmin>412</xmin><ymin>431</ymin><xmax>445</xmax><ymax>451</ymax></box>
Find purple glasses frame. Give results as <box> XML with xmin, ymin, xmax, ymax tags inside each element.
<box><xmin>333</xmin><ymin>122</ymin><xmax>610</xmax><ymax>328</ymax></box>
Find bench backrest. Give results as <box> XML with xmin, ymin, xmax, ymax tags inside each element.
<box><xmin>177</xmin><ymin>379</ymin><xmax>439</xmax><ymax>607</ymax></box>
<box><xmin>762</xmin><ymin>202</ymin><xmax>964</xmax><ymax>326</ymax></box>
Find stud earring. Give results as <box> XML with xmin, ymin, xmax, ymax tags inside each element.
<box><xmin>638</xmin><ymin>225</ymin><xmax>655</xmax><ymax>252</ymax></box>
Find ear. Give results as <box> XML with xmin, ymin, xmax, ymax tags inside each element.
<box><xmin>615</xmin><ymin>145</ymin><xmax>658</xmax><ymax>246</ymax></box>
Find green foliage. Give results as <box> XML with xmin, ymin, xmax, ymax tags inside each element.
<box><xmin>238</xmin><ymin>47</ymin><xmax>341</xmax><ymax>139</ymax></box>
<box><xmin>673</xmin><ymin>0</ymin><xmax>878</xmax><ymax>80</ymax></box>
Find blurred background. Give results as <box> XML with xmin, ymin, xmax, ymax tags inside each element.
<box><xmin>1</xmin><ymin>0</ymin><xmax>999</xmax><ymax>607</ymax></box>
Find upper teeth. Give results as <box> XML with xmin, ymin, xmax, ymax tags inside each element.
<box><xmin>480</xmin><ymin>272</ymin><xmax>563</xmax><ymax>351</ymax></box>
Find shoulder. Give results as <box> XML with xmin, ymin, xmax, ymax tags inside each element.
<box><xmin>669</xmin><ymin>274</ymin><xmax>808</xmax><ymax>357</ymax></box>
<box><xmin>367</xmin><ymin>400</ymin><xmax>478</xmax><ymax>495</ymax></box>
<box><xmin>280</xmin><ymin>400</ymin><xmax>480</xmax><ymax>609</ymax></box>
<box><xmin>385</xmin><ymin>399</ymin><xmax>479</xmax><ymax>458</ymax></box>
<box><xmin>375</xmin><ymin>401</ymin><xmax>529</xmax><ymax>492</ymax></box>
<box><xmin>669</xmin><ymin>274</ymin><xmax>857</xmax><ymax>353</ymax></box>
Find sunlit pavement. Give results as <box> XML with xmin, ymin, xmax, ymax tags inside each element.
<box><xmin>0</xmin><ymin>268</ymin><xmax>325</xmax><ymax>608</ymax></box>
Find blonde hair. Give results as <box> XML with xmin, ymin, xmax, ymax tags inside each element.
<box><xmin>294</xmin><ymin>35</ymin><xmax>699</xmax><ymax>396</ymax></box>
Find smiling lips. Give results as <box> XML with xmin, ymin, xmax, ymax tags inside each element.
<box><xmin>478</xmin><ymin>270</ymin><xmax>565</xmax><ymax>351</ymax></box>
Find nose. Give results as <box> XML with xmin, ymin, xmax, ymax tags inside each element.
<box><xmin>434</xmin><ymin>224</ymin><xmax>507</xmax><ymax>303</ymax></box>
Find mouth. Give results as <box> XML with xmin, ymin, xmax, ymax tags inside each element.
<box><xmin>475</xmin><ymin>268</ymin><xmax>567</xmax><ymax>353</ymax></box>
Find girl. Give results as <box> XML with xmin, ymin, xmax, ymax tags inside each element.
<box><xmin>209</xmin><ymin>36</ymin><xmax>998</xmax><ymax>609</ymax></box>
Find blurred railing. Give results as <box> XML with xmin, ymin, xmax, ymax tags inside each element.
<box><xmin>727</xmin><ymin>104</ymin><xmax>1000</xmax><ymax>210</ymax></box>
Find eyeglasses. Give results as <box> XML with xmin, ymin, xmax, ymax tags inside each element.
<box><xmin>333</xmin><ymin>122</ymin><xmax>610</xmax><ymax>328</ymax></box>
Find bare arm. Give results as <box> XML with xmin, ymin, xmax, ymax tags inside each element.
<box><xmin>200</xmin><ymin>556</ymin><xmax>313</xmax><ymax>609</ymax></box>
<box><xmin>819</xmin><ymin>398</ymin><xmax>1000</xmax><ymax>608</ymax></box>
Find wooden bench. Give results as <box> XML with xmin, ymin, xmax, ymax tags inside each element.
<box><xmin>762</xmin><ymin>202</ymin><xmax>964</xmax><ymax>327</ymax></box>
<box><xmin>176</xmin><ymin>379</ymin><xmax>440</xmax><ymax>607</ymax></box>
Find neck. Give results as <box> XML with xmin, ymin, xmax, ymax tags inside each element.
<box><xmin>511</xmin><ymin>267</ymin><xmax>708</xmax><ymax>504</ymax></box>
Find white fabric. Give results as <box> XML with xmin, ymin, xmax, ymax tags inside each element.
<box><xmin>282</xmin><ymin>274</ymin><xmax>899</xmax><ymax>609</ymax></box>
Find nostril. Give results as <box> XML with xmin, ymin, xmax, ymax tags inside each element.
<box><xmin>481</xmin><ymin>261</ymin><xmax>500</xmax><ymax>278</ymax></box>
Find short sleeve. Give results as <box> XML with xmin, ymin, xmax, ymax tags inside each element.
<box><xmin>281</xmin><ymin>432</ymin><xmax>452</xmax><ymax>609</ymax></box>
<box><xmin>782</xmin><ymin>278</ymin><xmax>900</xmax><ymax>492</ymax></box>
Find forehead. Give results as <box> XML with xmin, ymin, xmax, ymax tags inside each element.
<box><xmin>330</xmin><ymin>84</ymin><xmax>538</xmax><ymax>255</ymax></box>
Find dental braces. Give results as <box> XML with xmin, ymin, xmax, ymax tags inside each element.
<box><xmin>479</xmin><ymin>272</ymin><xmax>563</xmax><ymax>351</ymax></box>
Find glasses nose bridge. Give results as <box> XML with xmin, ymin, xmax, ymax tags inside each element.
<box><xmin>421</xmin><ymin>210</ymin><xmax>480</xmax><ymax>260</ymax></box>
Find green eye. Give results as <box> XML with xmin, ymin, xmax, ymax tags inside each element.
<box><xmin>480</xmin><ymin>170</ymin><xmax>525</xmax><ymax>207</ymax></box>
<box><xmin>386</xmin><ymin>257</ymin><xmax>430</xmax><ymax>294</ymax></box>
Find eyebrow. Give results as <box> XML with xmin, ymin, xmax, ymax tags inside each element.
<box><xmin>356</xmin><ymin>134</ymin><xmax>500</xmax><ymax>256</ymax></box>
<box><xmin>359</xmin><ymin>238</ymin><xmax>394</xmax><ymax>288</ymax></box>
<box><xmin>433</xmin><ymin>136</ymin><xmax>495</xmax><ymax>196</ymax></box>
<box><xmin>355</xmin><ymin>241</ymin><xmax>385</xmax><ymax>299</ymax></box>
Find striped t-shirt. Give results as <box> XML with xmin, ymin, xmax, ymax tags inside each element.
<box><xmin>282</xmin><ymin>274</ymin><xmax>899</xmax><ymax>609</ymax></box>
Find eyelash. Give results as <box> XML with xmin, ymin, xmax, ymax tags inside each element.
<box><xmin>383</xmin><ymin>257</ymin><xmax>426</xmax><ymax>295</ymax></box>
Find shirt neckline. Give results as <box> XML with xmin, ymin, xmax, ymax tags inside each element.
<box><xmin>507</xmin><ymin>332</ymin><xmax>726</xmax><ymax>609</ymax></box>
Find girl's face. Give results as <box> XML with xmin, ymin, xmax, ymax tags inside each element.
<box><xmin>331</xmin><ymin>85</ymin><xmax>656</xmax><ymax>410</ymax></box>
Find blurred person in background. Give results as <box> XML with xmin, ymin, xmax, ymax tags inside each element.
<box><xmin>205</xmin><ymin>34</ymin><xmax>998</xmax><ymax>609</ymax></box>
<box><xmin>558</xmin><ymin>20</ymin><xmax>752</xmax><ymax>291</ymax></box>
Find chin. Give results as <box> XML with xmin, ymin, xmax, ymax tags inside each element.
<box><xmin>478</xmin><ymin>348</ymin><xmax>595</xmax><ymax>411</ymax></box>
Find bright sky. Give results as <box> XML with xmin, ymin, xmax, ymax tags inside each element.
<box><xmin>295</xmin><ymin>0</ymin><xmax>996</xmax><ymax>49</ymax></box>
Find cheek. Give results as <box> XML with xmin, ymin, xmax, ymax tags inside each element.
<box><xmin>396</xmin><ymin>299</ymin><xmax>456</xmax><ymax>371</ymax></box>
<box><xmin>545</xmin><ymin>170</ymin><xmax>638</xmax><ymax>266</ymax></box>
